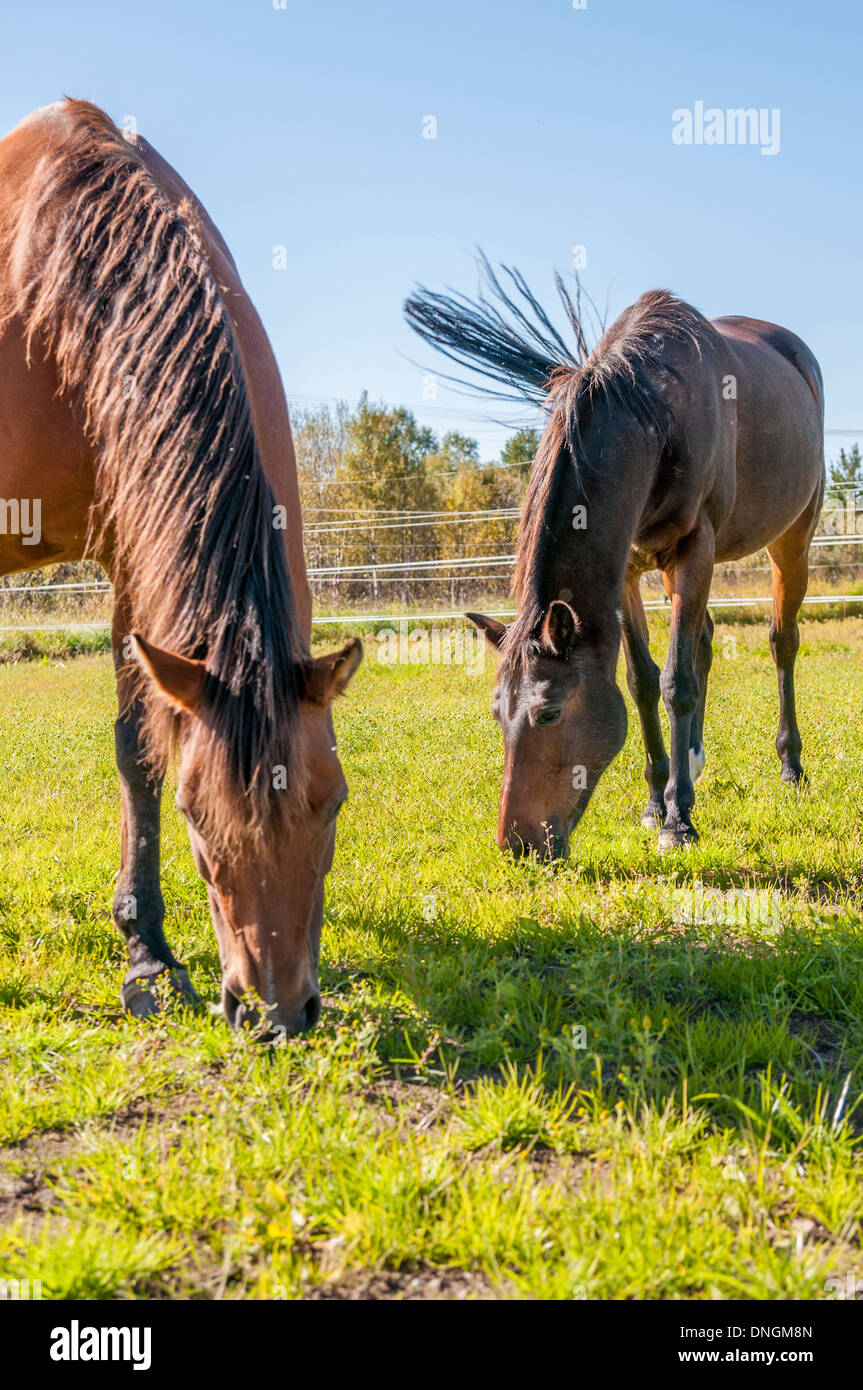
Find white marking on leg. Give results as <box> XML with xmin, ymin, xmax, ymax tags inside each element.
<box><xmin>689</xmin><ymin>745</ymin><xmax>706</xmax><ymax>784</ymax></box>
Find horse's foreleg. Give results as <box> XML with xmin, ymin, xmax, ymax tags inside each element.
<box><xmin>689</xmin><ymin>610</ymin><xmax>714</xmax><ymax>784</ymax></box>
<box><xmin>111</xmin><ymin>608</ymin><xmax>196</xmax><ymax>1015</ymax></box>
<box><xmin>767</xmin><ymin>523</ymin><xmax>814</xmax><ymax>787</ymax></box>
<box><xmin>622</xmin><ymin>574</ymin><xmax>668</xmax><ymax>829</ymax></box>
<box><xmin>658</xmin><ymin>525</ymin><xmax>715</xmax><ymax>850</ymax></box>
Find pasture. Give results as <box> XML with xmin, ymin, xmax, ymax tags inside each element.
<box><xmin>1</xmin><ymin>614</ymin><xmax>861</xmax><ymax>1300</ymax></box>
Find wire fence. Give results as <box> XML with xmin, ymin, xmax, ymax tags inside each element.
<box><xmin>1</xmin><ymin>486</ymin><xmax>861</xmax><ymax>633</ymax></box>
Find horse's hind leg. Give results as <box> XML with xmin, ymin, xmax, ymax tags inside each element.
<box><xmin>111</xmin><ymin>602</ymin><xmax>196</xmax><ymax>1015</ymax></box>
<box><xmin>622</xmin><ymin>571</ymin><xmax>669</xmax><ymax>829</ymax></box>
<box><xmin>767</xmin><ymin>500</ymin><xmax>819</xmax><ymax>786</ymax></box>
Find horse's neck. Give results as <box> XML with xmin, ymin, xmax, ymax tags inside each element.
<box><xmin>539</xmin><ymin>424</ymin><xmax>659</xmax><ymax>636</ymax></box>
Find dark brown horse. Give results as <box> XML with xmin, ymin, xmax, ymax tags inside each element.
<box><xmin>0</xmin><ymin>100</ymin><xmax>362</xmax><ymax>1032</ymax></box>
<box><xmin>406</xmin><ymin>263</ymin><xmax>824</xmax><ymax>857</ymax></box>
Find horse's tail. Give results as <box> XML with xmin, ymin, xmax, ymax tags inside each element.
<box><xmin>404</xmin><ymin>250</ymin><xmax>587</xmax><ymax>407</ymax></box>
<box><xmin>6</xmin><ymin>99</ymin><xmax>306</xmax><ymax>858</ymax></box>
<box><xmin>792</xmin><ymin>352</ymin><xmax>825</xmax><ymax>423</ymax></box>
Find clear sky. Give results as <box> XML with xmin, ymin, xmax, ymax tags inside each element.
<box><xmin>2</xmin><ymin>0</ymin><xmax>860</xmax><ymax>462</ymax></box>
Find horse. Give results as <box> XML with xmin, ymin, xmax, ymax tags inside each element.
<box><xmin>0</xmin><ymin>99</ymin><xmax>362</xmax><ymax>1034</ymax></box>
<box><xmin>405</xmin><ymin>261</ymin><xmax>824</xmax><ymax>857</ymax></box>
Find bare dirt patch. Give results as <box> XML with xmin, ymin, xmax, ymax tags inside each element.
<box><xmin>0</xmin><ymin>1131</ymin><xmax>82</xmax><ymax>1223</ymax></box>
<box><xmin>0</xmin><ymin>1086</ymin><xmax>212</xmax><ymax>1226</ymax></box>
<box><xmin>305</xmin><ymin>1262</ymin><xmax>498</xmax><ymax>1301</ymax></box>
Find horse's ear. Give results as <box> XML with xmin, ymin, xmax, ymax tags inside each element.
<box><xmin>466</xmin><ymin>612</ymin><xmax>507</xmax><ymax>650</ymax></box>
<box><xmin>305</xmin><ymin>638</ymin><xmax>363</xmax><ymax>704</ymax></box>
<box><xmin>540</xmin><ymin>601</ymin><xmax>580</xmax><ymax>657</ymax></box>
<box><xmin>132</xmin><ymin>634</ymin><xmax>207</xmax><ymax>715</ymax></box>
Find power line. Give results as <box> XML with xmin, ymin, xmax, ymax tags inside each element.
<box><xmin>288</xmin><ymin>390</ymin><xmax>860</xmax><ymax>437</ymax></box>
<box><xmin>2</xmin><ymin>535</ymin><xmax>861</xmax><ymax>596</ymax></box>
<box><xmin>313</xmin><ymin>458</ymin><xmax>531</xmax><ymax>486</ymax></box>
<box><xmin>306</xmin><ymin>534</ymin><xmax>863</xmax><ymax>579</ymax></box>
<box><xmin>306</xmin><ymin>511</ymin><xmax>520</xmax><ymax>537</ymax></box>
<box><xmin>286</xmin><ymin>390</ymin><xmax>530</xmax><ymax>428</ymax></box>
<box><xmin>314</xmin><ymin>574</ymin><xmax>512</xmax><ymax>585</ymax></box>
<box><xmin>308</xmin><ymin>554</ymin><xmax>515</xmax><ymax>578</ymax></box>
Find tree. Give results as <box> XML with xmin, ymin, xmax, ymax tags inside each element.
<box><xmin>337</xmin><ymin>394</ymin><xmax>442</xmax><ymax>601</ymax></box>
<box><xmin>291</xmin><ymin>402</ymin><xmax>352</xmax><ymax>596</ymax></box>
<box><xmin>437</xmin><ymin>456</ymin><xmax>523</xmax><ymax>605</ymax></box>
<box><xmin>828</xmin><ymin>443</ymin><xmax>862</xmax><ymax>506</ymax></box>
<box><xmin>291</xmin><ymin>398</ymin><xmax>537</xmax><ymax>609</ymax></box>
<box><xmin>291</xmin><ymin>401</ymin><xmax>351</xmax><ymax>513</ymax></box>
<box><xmin>500</xmin><ymin>427</ymin><xmax>540</xmax><ymax>476</ymax></box>
<box><xmin>440</xmin><ymin>431</ymin><xmax>480</xmax><ymax>470</ymax></box>
<box><xmin>424</xmin><ymin>431</ymin><xmax>480</xmax><ymax>482</ymax></box>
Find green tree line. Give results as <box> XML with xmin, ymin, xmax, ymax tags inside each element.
<box><xmin>294</xmin><ymin>392</ymin><xmax>538</xmax><ymax>605</ymax></box>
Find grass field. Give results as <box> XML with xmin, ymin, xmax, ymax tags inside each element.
<box><xmin>0</xmin><ymin>615</ymin><xmax>861</xmax><ymax>1300</ymax></box>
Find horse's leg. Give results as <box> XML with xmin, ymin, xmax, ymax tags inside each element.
<box><xmin>658</xmin><ymin>524</ymin><xmax>715</xmax><ymax>850</ymax></box>
<box><xmin>766</xmin><ymin>502</ymin><xmax>818</xmax><ymax>786</ymax></box>
<box><xmin>111</xmin><ymin>601</ymin><xmax>196</xmax><ymax>1015</ymax></box>
<box><xmin>621</xmin><ymin>572</ymin><xmax>669</xmax><ymax>829</ymax></box>
<box><xmin>688</xmin><ymin>610</ymin><xmax>714</xmax><ymax>785</ymax></box>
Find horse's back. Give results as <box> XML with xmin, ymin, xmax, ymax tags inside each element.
<box><xmin>0</xmin><ymin>99</ymin><xmax>74</xmax><ymax>159</ymax></box>
<box><xmin>0</xmin><ymin>100</ymin><xmax>310</xmax><ymax>626</ymax></box>
<box><xmin>0</xmin><ymin>106</ymin><xmax>99</xmax><ymax>574</ymax></box>
<box><xmin>713</xmin><ymin>315</ymin><xmax>824</xmax><ymax>419</ymax></box>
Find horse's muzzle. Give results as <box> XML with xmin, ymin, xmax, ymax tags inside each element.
<box><xmin>222</xmin><ymin>986</ymin><xmax>322</xmax><ymax>1039</ymax></box>
<box><xmin>499</xmin><ymin>816</ymin><xmax>570</xmax><ymax>862</ymax></box>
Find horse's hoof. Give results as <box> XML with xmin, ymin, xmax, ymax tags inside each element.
<box><xmin>121</xmin><ymin>977</ymin><xmax>160</xmax><ymax>1018</ymax></box>
<box><xmin>782</xmin><ymin>765</ymin><xmax>809</xmax><ymax>788</ymax></box>
<box><xmin>172</xmin><ymin>966</ymin><xmax>201</xmax><ymax>1005</ymax></box>
<box><xmin>641</xmin><ymin>805</ymin><xmax>665</xmax><ymax>830</ymax></box>
<box><xmin>658</xmin><ymin>824</ymin><xmax>698</xmax><ymax>852</ymax></box>
<box><xmin>121</xmin><ymin>965</ymin><xmax>199</xmax><ymax>1017</ymax></box>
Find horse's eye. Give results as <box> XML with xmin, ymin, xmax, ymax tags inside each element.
<box><xmin>176</xmin><ymin>799</ymin><xmax>200</xmax><ymax>830</ymax></box>
<box><xmin>535</xmin><ymin>707</ymin><xmax>563</xmax><ymax>726</ymax></box>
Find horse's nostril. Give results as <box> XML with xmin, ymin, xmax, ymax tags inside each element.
<box><xmin>223</xmin><ymin>988</ymin><xmax>243</xmax><ymax>1031</ymax></box>
<box><xmin>300</xmin><ymin>993</ymin><xmax>321</xmax><ymax>1031</ymax></box>
<box><xmin>223</xmin><ymin>988</ymin><xmax>263</xmax><ymax>1034</ymax></box>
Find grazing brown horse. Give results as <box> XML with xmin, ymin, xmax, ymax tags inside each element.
<box><xmin>0</xmin><ymin>100</ymin><xmax>362</xmax><ymax>1032</ymax></box>
<box><xmin>406</xmin><ymin>263</ymin><xmax>824</xmax><ymax>857</ymax></box>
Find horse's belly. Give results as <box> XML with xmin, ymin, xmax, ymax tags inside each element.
<box><xmin>714</xmin><ymin>463</ymin><xmax>821</xmax><ymax>562</ymax></box>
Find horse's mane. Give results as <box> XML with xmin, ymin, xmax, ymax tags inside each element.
<box><xmin>5</xmin><ymin>99</ymin><xmax>307</xmax><ymax>857</ymax></box>
<box><xmin>405</xmin><ymin>261</ymin><xmax>709</xmax><ymax>669</ymax></box>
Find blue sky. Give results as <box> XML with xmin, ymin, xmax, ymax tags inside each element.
<box><xmin>2</xmin><ymin>0</ymin><xmax>860</xmax><ymax>461</ymax></box>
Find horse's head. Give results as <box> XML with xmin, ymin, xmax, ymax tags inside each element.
<box><xmin>470</xmin><ymin>602</ymin><xmax>627</xmax><ymax>860</ymax></box>
<box><xmin>133</xmin><ymin>633</ymin><xmax>362</xmax><ymax>1037</ymax></box>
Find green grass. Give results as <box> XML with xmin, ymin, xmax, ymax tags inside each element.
<box><xmin>0</xmin><ymin>616</ymin><xmax>861</xmax><ymax>1300</ymax></box>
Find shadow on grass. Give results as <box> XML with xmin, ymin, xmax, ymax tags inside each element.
<box><xmin>322</xmin><ymin>905</ymin><xmax>863</xmax><ymax>1141</ymax></box>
